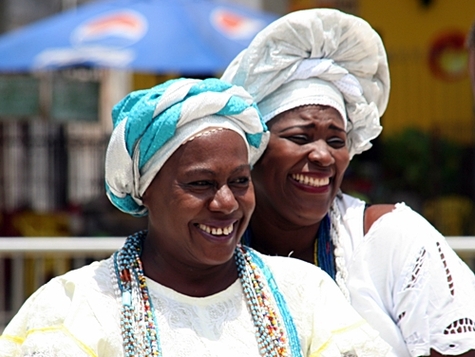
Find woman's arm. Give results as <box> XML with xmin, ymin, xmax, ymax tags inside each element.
<box><xmin>429</xmin><ymin>350</ymin><xmax>475</xmax><ymax>356</ymax></box>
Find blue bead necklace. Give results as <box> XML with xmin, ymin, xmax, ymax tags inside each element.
<box><xmin>111</xmin><ymin>230</ymin><xmax>303</xmax><ymax>356</ymax></box>
<box><xmin>314</xmin><ymin>214</ymin><xmax>336</xmax><ymax>280</ymax></box>
<box><xmin>242</xmin><ymin>214</ymin><xmax>336</xmax><ymax>280</ymax></box>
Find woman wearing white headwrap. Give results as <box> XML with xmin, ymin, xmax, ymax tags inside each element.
<box><xmin>221</xmin><ymin>8</ymin><xmax>475</xmax><ymax>357</ymax></box>
<box><xmin>0</xmin><ymin>77</ymin><xmax>390</xmax><ymax>356</ymax></box>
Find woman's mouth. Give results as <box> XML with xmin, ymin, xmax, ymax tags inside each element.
<box><xmin>198</xmin><ymin>223</ymin><xmax>234</xmax><ymax>236</ymax></box>
<box><xmin>291</xmin><ymin>173</ymin><xmax>330</xmax><ymax>187</ymax></box>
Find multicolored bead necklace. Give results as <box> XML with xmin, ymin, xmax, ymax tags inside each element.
<box><xmin>241</xmin><ymin>195</ymin><xmax>350</xmax><ymax>302</ymax></box>
<box><xmin>110</xmin><ymin>230</ymin><xmax>303</xmax><ymax>357</ymax></box>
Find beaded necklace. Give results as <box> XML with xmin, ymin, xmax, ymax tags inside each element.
<box><xmin>313</xmin><ymin>214</ymin><xmax>336</xmax><ymax>280</ymax></box>
<box><xmin>241</xmin><ymin>215</ymin><xmax>336</xmax><ymax>279</ymax></box>
<box><xmin>110</xmin><ymin>230</ymin><xmax>303</xmax><ymax>357</ymax></box>
<box><xmin>242</xmin><ymin>196</ymin><xmax>350</xmax><ymax>301</ymax></box>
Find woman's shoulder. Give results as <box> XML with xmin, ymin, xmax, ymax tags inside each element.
<box><xmin>354</xmin><ymin>202</ymin><xmax>452</xmax><ymax>275</ymax></box>
<box><xmin>7</xmin><ymin>258</ymin><xmax>114</xmax><ymax>329</ymax></box>
<box><xmin>368</xmin><ymin>202</ymin><xmax>440</xmax><ymax>238</ymax></box>
<box><xmin>250</xmin><ymin>249</ymin><xmax>392</xmax><ymax>355</ymax></box>
<box><xmin>249</xmin><ymin>248</ymin><xmax>340</xmax><ymax>303</ymax></box>
<box><xmin>255</xmin><ymin>249</ymin><xmax>321</xmax><ymax>271</ymax></box>
<box><xmin>251</xmin><ymin>249</ymin><xmax>334</xmax><ymax>290</ymax></box>
<box><xmin>52</xmin><ymin>257</ymin><xmax>113</xmax><ymax>295</ymax></box>
<box><xmin>1</xmin><ymin>257</ymin><xmax>122</xmax><ymax>355</ymax></box>
<box><xmin>338</xmin><ymin>192</ymin><xmax>435</xmax><ymax>237</ymax></box>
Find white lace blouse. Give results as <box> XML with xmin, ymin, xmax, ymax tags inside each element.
<box><xmin>336</xmin><ymin>193</ymin><xmax>475</xmax><ymax>356</ymax></box>
<box><xmin>0</xmin><ymin>250</ymin><xmax>389</xmax><ymax>357</ymax></box>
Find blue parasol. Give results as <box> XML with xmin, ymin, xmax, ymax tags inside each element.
<box><xmin>0</xmin><ymin>0</ymin><xmax>277</xmax><ymax>74</ymax></box>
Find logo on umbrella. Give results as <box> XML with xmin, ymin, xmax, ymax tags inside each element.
<box><xmin>71</xmin><ymin>10</ymin><xmax>147</xmax><ymax>48</ymax></box>
<box><xmin>211</xmin><ymin>8</ymin><xmax>266</xmax><ymax>40</ymax></box>
<box><xmin>34</xmin><ymin>10</ymin><xmax>147</xmax><ymax>69</ymax></box>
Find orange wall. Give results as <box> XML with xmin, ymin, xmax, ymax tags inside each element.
<box><xmin>360</xmin><ymin>1</ymin><xmax>475</xmax><ymax>49</ymax></box>
<box><xmin>359</xmin><ymin>1</ymin><xmax>475</xmax><ymax>144</ymax></box>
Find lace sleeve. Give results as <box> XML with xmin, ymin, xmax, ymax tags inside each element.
<box><xmin>368</xmin><ymin>204</ymin><xmax>475</xmax><ymax>356</ymax></box>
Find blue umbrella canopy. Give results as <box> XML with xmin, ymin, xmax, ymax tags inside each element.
<box><xmin>0</xmin><ymin>0</ymin><xmax>277</xmax><ymax>73</ymax></box>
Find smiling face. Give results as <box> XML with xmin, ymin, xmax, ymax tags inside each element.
<box><xmin>142</xmin><ymin>129</ymin><xmax>254</xmax><ymax>270</ymax></box>
<box><xmin>252</xmin><ymin>105</ymin><xmax>350</xmax><ymax>228</ymax></box>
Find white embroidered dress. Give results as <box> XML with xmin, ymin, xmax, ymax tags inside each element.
<box><xmin>336</xmin><ymin>193</ymin><xmax>475</xmax><ymax>356</ymax></box>
<box><xmin>0</xmin><ymin>250</ymin><xmax>389</xmax><ymax>357</ymax></box>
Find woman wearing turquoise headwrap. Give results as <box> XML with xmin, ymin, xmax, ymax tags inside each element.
<box><xmin>0</xmin><ymin>77</ymin><xmax>390</xmax><ymax>356</ymax></box>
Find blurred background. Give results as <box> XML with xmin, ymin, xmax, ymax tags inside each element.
<box><xmin>0</xmin><ymin>0</ymin><xmax>475</xmax><ymax>330</ymax></box>
<box><xmin>1</xmin><ymin>0</ymin><xmax>474</xmax><ymax>238</ymax></box>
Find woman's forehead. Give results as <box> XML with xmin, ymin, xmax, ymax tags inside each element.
<box><xmin>269</xmin><ymin>105</ymin><xmax>345</xmax><ymax>126</ymax></box>
<box><xmin>170</xmin><ymin>130</ymin><xmax>249</xmax><ymax>167</ymax></box>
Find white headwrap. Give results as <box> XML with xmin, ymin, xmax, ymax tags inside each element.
<box><xmin>221</xmin><ymin>8</ymin><xmax>390</xmax><ymax>158</ymax></box>
<box><xmin>105</xmin><ymin>77</ymin><xmax>269</xmax><ymax>216</ymax></box>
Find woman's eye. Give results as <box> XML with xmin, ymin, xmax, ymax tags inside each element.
<box><xmin>232</xmin><ymin>177</ymin><xmax>250</xmax><ymax>186</ymax></box>
<box><xmin>286</xmin><ymin>134</ymin><xmax>308</xmax><ymax>144</ymax></box>
<box><xmin>327</xmin><ymin>137</ymin><xmax>346</xmax><ymax>148</ymax></box>
<box><xmin>189</xmin><ymin>180</ymin><xmax>213</xmax><ymax>188</ymax></box>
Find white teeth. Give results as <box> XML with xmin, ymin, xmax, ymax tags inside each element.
<box><xmin>199</xmin><ymin>223</ymin><xmax>234</xmax><ymax>236</ymax></box>
<box><xmin>292</xmin><ymin>174</ymin><xmax>329</xmax><ymax>187</ymax></box>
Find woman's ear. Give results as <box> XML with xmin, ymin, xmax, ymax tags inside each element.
<box><xmin>141</xmin><ymin>189</ymin><xmax>150</xmax><ymax>209</ymax></box>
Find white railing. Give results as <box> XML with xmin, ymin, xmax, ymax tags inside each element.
<box><xmin>1</xmin><ymin>236</ymin><xmax>474</xmax><ymax>333</ymax></box>
<box><xmin>0</xmin><ymin>237</ymin><xmax>124</xmax><ymax>333</ymax></box>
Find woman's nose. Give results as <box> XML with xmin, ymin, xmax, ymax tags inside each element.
<box><xmin>209</xmin><ymin>185</ymin><xmax>239</xmax><ymax>214</ymax></box>
<box><xmin>307</xmin><ymin>140</ymin><xmax>334</xmax><ymax>166</ymax></box>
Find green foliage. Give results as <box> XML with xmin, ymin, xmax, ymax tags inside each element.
<box><xmin>381</xmin><ymin>128</ymin><xmax>464</xmax><ymax>199</ymax></box>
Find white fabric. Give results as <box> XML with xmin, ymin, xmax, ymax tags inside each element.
<box><xmin>137</xmin><ymin>117</ymin><xmax>250</xmax><ymax>198</ymax></box>
<box><xmin>258</xmin><ymin>78</ymin><xmax>347</xmax><ymax>124</ymax></box>
<box><xmin>335</xmin><ymin>193</ymin><xmax>475</xmax><ymax>356</ymax></box>
<box><xmin>286</xmin><ymin>59</ymin><xmax>363</xmax><ymax>98</ymax></box>
<box><xmin>0</xmin><ymin>252</ymin><xmax>390</xmax><ymax>357</ymax></box>
<box><xmin>105</xmin><ymin>78</ymin><xmax>270</xmax><ymax>216</ymax></box>
<box><xmin>221</xmin><ymin>8</ymin><xmax>389</xmax><ymax>159</ymax></box>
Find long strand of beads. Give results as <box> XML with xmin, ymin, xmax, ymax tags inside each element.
<box><xmin>113</xmin><ymin>231</ymin><xmax>292</xmax><ymax>356</ymax></box>
<box><xmin>115</xmin><ymin>249</ymin><xmax>138</xmax><ymax>356</ymax></box>
<box><xmin>110</xmin><ymin>256</ymin><xmax>136</xmax><ymax>356</ymax></box>
<box><xmin>136</xmin><ymin>257</ymin><xmax>159</xmax><ymax>356</ymax></box>
<box><xmin>236</xmin><ymin>246</ymin><xmax>289</xmax><ymax>357</ymax></box>
<box><xmin>114</xmin><ymin>231</ymin><xmax>161</xmax><ymax>356</ymax></box>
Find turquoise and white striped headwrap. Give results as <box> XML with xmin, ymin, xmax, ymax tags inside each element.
<box><xmin>105</xmin><ymin>77</ymin><xmax>269</xmax><ymax>217</ymax></box>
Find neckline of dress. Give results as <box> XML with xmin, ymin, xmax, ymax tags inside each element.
<box><xmin>145</xmin><ymin>275</ymin><xmax>241</xmax><ymax>303</ymax></box>
<box><xmin>111</xmin><ymin>230</ymin><xmax>303</xmax><ymax>356</ymax></box>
